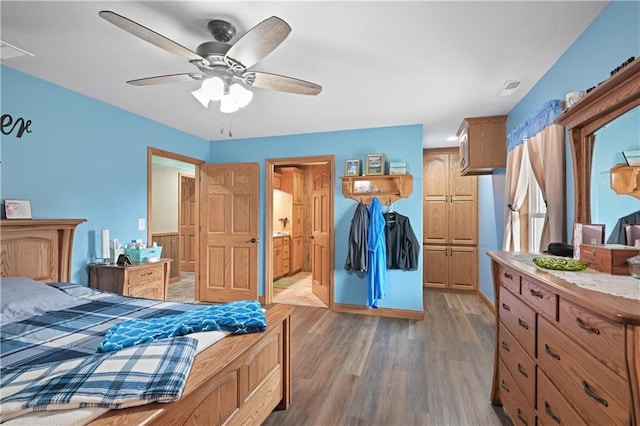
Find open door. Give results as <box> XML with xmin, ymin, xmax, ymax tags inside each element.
<box><xmin>311</xmin><ymin>163</ymin><xmax>331</xmax><ymax>306</ymax></box>
<box><xmin>179</xmin><ymin>174</ymin><xmax>196</xmax><ymax>272</ymax></box>
<box><xmin>198</xmin><ymin>162</ymin><xmax>260</xmax><ymax>303</ymax></box>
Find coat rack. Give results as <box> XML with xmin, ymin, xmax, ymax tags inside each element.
<box><xmin>341</xmin><ymin>174</ymin><xmax>413</xmax><ymax>205</ymax></box>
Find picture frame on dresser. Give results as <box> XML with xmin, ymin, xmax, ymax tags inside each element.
<box><xmin>4</xmin><ymin>199</ymin><xmax>32</xmax><ymax>219</ymax></box>
<box><xmin>365</xmin><ymin>153</ymin><xmax>385</xmax><ymax>175</ymax></box>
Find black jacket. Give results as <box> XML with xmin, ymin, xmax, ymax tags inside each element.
<box><xmin>345</xmin><ymin>202</ymin><xmax>369</xmax><ymax>272</ymax></box>
<box><xmin>384</xmin><ymin>211</ymin><xmax>420</xmax><ymax>270</ymax></box>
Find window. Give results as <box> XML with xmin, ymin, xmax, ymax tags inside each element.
<box><xmin>528</xmin><ymin>173</ymin><xmax>547</xmax><ymax>252</ymax></box>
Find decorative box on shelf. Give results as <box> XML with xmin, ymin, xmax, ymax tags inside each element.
<box><xmin>389</xmin><ymin>161</ymin><xmax>407</xmax><ymax>175</ymax></box>
<box><xmin>579</xmin><ymin>244</ymin><xmax>640</xmax><ymax>275</ymax></box>
<box><xmin>125</xmin><ymin>246</ymin><xmax>163</xmax><ymax>262</ymax></box>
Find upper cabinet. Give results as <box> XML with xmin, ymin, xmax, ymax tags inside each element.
<box><xmin>278</xmin><ymin>167</ymin><xmax>304</xmax><ymax>204</ymax></box>
<box><xmin>457</xmin><ymin>115</ymin><xmax>507</xmax><ymax>175</ymax></box>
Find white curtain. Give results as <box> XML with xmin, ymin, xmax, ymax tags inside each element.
<box><xmin>503</xmin><ymin>144</ymin><xmax>531</xmax><ymax>251</ymax></box>
<box><xmin>503</xmin><ymin>99</ymin><xmax>565</xmax><ymax>252</ymax></box>
<box><xmin>527</xmin><ymin>124</ymin><xmax>565</xmax><ymax>251</ymax></box>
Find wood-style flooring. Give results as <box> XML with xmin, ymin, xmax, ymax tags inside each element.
<box><xmin>263</xmin><ymin>291</ymin><xmax>511</xmax><ymax>426</ymax></box>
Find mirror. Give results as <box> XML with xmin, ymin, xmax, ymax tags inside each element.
<box><xmin>555</xmin><ymin>58</ymin><xmax>640</xmax><ymax>229</ymax></box>
<box><xmin>591</xmin><ymin>106</ymin><xmax>640</xmax><ymax>238</ymax></box>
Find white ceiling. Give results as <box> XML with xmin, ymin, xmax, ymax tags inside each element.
<box><xmin>1</xmin><ymin>1</ymin><xmax>608</xmax><ymax>147</ymax></box>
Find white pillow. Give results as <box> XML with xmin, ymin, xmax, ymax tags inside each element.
<box><xmin>0</xmin><ymin>277</ymin><xmax>84</xmax><ymax>324</ymax></box>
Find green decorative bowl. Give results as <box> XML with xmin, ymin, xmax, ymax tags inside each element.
<box><xmin>533</xmin><ymin>257</ymin><xmax>590</xmax><ymax>271</ymax></box>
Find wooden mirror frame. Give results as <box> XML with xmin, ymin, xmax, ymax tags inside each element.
<box><xmin>555</xmin><ymin>58</ymin><xmax>640</xmax><ymax>226</ymax></box>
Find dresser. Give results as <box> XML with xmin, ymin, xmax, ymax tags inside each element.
<box><xmin>488</xmin><ymin>251</ymin><xmax>640</xmax><ymax>426</ymax></box>
<box><xmin>89</xmin><ymin>259</ymin><xmax>172</xmax><ymax>300</ymax></box>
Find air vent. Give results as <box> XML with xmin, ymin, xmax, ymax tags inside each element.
<box><xmin>496</xmin><ymin>80</ymin><xmax>524</xmax><ymax>97</ymax></box>
<box><xmin>0</xmin><ymin>41</ymin><xmax>34</xmax><ymax>60</ymax></box>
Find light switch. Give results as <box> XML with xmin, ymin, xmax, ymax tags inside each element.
<box><xmin>138</xmin><ymin>218</ymin><xmax>145</xmax><ymax>231</ymax></box>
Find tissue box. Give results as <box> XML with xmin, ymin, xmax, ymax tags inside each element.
<box><xmin>125</xmin><ymin>246</ymin><xmax>162</xmax><ymax>262</ymax></box>
<box><xmin>579</xmin><ymin>244</ymin><xmax>640</xmax><ymax>275</ymax></box>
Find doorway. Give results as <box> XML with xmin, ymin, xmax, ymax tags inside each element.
<box><xmin>265</xmin><ymin>155</ymin><xmax>335</xmax><ymax>309</ymax></box>
<box><xmin>147</xmin><ymin>147</ymin><xmax>203</xmax><ymax>300</ymax></box>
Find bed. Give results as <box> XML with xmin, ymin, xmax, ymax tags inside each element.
<box><xmin>0</xmin><ymin>219</ymin><xmax>293</xmax><ymax>425</ymax></box>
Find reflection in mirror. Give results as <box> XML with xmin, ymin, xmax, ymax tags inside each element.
<box><xmin>591</xmin><ymin>106</ymin><xmax>640</xmax><ymax>241</ymax></box>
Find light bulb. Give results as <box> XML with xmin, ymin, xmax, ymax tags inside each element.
<box><xmin>191</xmin><ymin>87</ymin><xmax>210</xmax><ymax>107</ymax></box>
<box><xmin>229</xmin><ymin>83</ymin><xmax>253</xmax><ymax>108</ymax></box>
<box><xmin>202</xmin><ymin>77</ymin><xmax>224</xmax><ymax>101</ymax></box>
<box><xmin>220</xmin><ymin>94</ymin><xmax>239</xmax><ymax>113</ymax></box>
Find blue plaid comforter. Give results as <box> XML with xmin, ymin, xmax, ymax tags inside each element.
<box><xmin>0</xmin><ymin>283</ymin><xmax>265</xmax><ymax>422</ymax></box>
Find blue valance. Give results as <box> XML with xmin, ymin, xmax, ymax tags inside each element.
<box><xmin>507</xmin><ymin>99</ymin><xmax>563</xmax><ymax>152</ymax></box>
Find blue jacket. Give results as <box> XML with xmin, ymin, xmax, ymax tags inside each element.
<box><xmin>367</xmin><ymin>197</ymin><xmax>387</xmax><ymax>308</ymax></box>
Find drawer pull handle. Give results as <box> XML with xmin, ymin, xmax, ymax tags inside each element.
<box><xmin>141</xmin><ymin>272</ymin><xmax>152</xmax><ymax>276</ymax></box>
<box><xmin>501</xmin><ymin>303</ymin><xmax>511</xmax><ymax>312</ymax></box>
<box><xmin>582</xmin><ymin>380</ymin><xmax>608</xmax><ymax>407</ymax></box>
<box><xmin>516</xmin><ymin>409</ymin><xmax>528</xmax><ymax>426</ymax></box>
<box><xmin>500</xmin><ymin>379</ymin><xmax>510</xmax><ymax>393</ymax></box>
<box><xmin>501</xmin><ymin>341</ymin><xmax>510</xmax><ymax>352</ymax></box>
<box><xmin>544</xmin><ymin>401</ymin><xmax>561</xmax><ymax>424</ymax></box>
<box><xmin>518</xmin><ymin>319</ymin><xmax>529</xmax><ymax>330</ymax></box>
<box><xmin>517</xmin><ymin>363</ymin><xmax>528</xmax><ymax>378</ymax></box>
<box><xmin>504</xmin><ymin>272</ymin><xmax>513</xmax><ymax>280</ymax></box>
<box><xmin>529</xmin><ymin>288</ymin><xmax>544</xmax><ymax>299</ymax></box>
<box><xmin>576</xmin><ymin>317</ymin><xmax>600</xmax><ymax>335</ymax></box>
<box><xmin>544</xmin><ymin>344</ymin><xmax>561</xmax><ymax>361</ymax></box>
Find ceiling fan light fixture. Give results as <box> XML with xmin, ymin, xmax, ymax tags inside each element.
<box><xmin>220</xmin><ymin>94</ymin><xmax>240</xmax><ymax>113</ymax></box>
<box><xmin>191</xmin><ymin>86</ymin><xmax>211</xmax><ymax>107</ymax></box>
<box><xmin>229</xmin><ymin>83</ymin><xmax>253</xmax><ymax>108</ymax></box>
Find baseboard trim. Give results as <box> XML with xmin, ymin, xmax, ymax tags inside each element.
<box><xmin>477</xmin><ymin>289</ymin><xmax>495</xmax><ymax>315</ymax></box>
<box><xmin>333</xmin><ymin>303</ymin><xmax>424</xmax><ymax>321</ymax></box>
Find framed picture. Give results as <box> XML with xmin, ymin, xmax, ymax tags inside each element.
<box><xmin>344</xmin><ymin>159</ymin><xmax>361</xmax><ymax>176</ymax></box>
<box><xmin>4</xmin><ymin>199</ymin><xmax>32</xmax><ymax>219</ymax></box>
<box><xmin>366</xmin><ymin>153</ymin><xmax>385</xmax><ymax>175</ymax></box>
<box><xmin>623</xmin><ymin>149</ymin><xmax>640</xmax><ymax>166</ymax></box>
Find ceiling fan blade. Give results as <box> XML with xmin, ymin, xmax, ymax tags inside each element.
<box><xmin>225</xmin><ymin>16</ymin><xmax>291</xmax><ymax>69</ymax></box>
<box><xmin>127</xmin><ymin>73</ymin><xmax>202</xmax><ymax>86</ymax></box>
<box><xmin>248</xmin><ymin>72</ymin><xmax>322</xmax><ymax>95</ymax></box>
<box><xmin>99</xmin><ymin>11</ymin><xmax>205</xmax><ymax>63</ymax></box>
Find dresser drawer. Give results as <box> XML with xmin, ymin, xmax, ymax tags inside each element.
<box><xmin>500</xmin><ymin>286</ymin><xmax>536</xmax><ymax>358</ymax></box>
<box><xmin>521</xmin><ymin>278</ymin><xmax>557</xmax><ymax>321</ymax></box>
<box><xmin>537</xmin><ymin>369</ymin><xmax>585</xmax><ymax>426</ymax></box>
<box><xmin>127</xmin><ymin>264</ymin><xmax>163</xmax><ymax>286</ymax></box>
<box><xmin>498</xmin><ymin>265</ymin><xmax>521</xmax><ymax>294</ymax></box>
<box><xmin>538</xmin><ymin>315</ymin><xmax>629</xmax><ymax>426</ymax></box>
<box><xmin>558</xmin><ymin>298</ymin><xmax>625</xmax><ymax>376</ymax></box>
<box><xmin>498</xmin><ymin>359</ymin><xmax>536</xmax><ymax>426</ymax></box>
<box><xmin>498</xmin><ymin>322</ymin><xmax>536</xmax><ymax>408</ymax></box>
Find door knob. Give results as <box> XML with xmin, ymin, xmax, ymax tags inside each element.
<box><xmin>247</xmin><ymin>238</ymin><xmax>259</xmax><ymax>243</ymax></box>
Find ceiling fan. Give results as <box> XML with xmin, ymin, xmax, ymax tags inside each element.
<box><xmin>99</xmin><ymin>11</ymin><xmax>322</xmax><ymax>113</ymax></box>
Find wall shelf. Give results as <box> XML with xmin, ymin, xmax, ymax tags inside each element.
<box><xmin>610</xmin><ymin>164</ymin><xmax>640</xmax><ymax>198</ymax></box>
<box><xmin>341</xmin><ymin>174</ymin><xmax>413</xmax><ymax>205</ymax></box>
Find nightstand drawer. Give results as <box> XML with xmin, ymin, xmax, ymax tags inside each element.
<box><xmin>128</xmin><ymin>264</ymin><xmax>163</xmax><ymax>286</ymax></box>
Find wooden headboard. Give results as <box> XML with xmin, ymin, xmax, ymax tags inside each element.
<box><xmin>0</xmin><ymin>219</ymin><xmax>86</xmax><ymax>282</ymax></box>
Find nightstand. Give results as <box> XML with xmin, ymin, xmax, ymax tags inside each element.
<box><xmin>88</xmin><ymin>259</ymin><xmax>172</xmax><ymax>300</ymax></box>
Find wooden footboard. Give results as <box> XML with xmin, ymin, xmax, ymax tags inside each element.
<box><xmin>90</xmin><ymin>303</ymin><xmax>293</xmax><ymax>426</ymax></box>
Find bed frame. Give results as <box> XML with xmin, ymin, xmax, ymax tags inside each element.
<box><xmin>0</xmin><ymin>219</ymin><xmax>293</xmax><ymax>425</ymax></box>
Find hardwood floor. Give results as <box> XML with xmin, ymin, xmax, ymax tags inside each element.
<box><xmin>264</xmin><ymin>290</ymin><xmax>511</xmax><ymax>426</ymax></box>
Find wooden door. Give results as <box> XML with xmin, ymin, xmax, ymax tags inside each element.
<box><xmin>423</xmin><ymin>245</ymin><xmax>448</xmax><ymax>288</ymax></box>
<box><xmin>449</xmin><ymin>246</ymin><xmax>477</xmax><ymax>290</ymax></box>
<box><xmin>198</xmin><ymin>163</ymin><xmax>259</xmax><ymax>303</ymax></box>
<box><xmin>311</xmin><ymin>164</ymin><xmax>331</xmax><ymax>306</ymax></box>
<box><xmin>179</xmin><ymin>174</ymin><xmax>196</xmax><ymax>272</ymax></box>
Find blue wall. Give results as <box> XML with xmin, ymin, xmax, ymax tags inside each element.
<box><xmin>210</xmin><ymin>126</ymin><xmax>424</xmax><ymax>312</ymax></box>
<box><xmin>1</xmin><ymin>66</ymin><xmax>424</xmax><ymax>312</ymax></box>
<box><xmin>478</xmin><ymin>1</ymin><xmax>640</xmax><ymax>303</ymax></box>
<box><xmin>1</xmin><ymin>67</ymin><xmax>210</xmax><ymax>283</ymax></box>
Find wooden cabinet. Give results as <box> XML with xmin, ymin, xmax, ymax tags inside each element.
<box><xmin>273</xmin><ymin>172</ymin><xmax>281</xmax><ymax>190</ymax></box>
<box><xmin>279</xmin><ymin>167</ymin><xmax>304</xmax><ymax>275</ymax></box>
<box><xmin>457</xmin><ymin>115</ymin><xmax>506</xmax><ymax>175</ymax></box>
<box><xmin>341</xmin><ymin>174</ymin><xmax>413</xmax><ymax>206</ymax></box>
<box><xmin>489</xmin><ymin>252</ymin><xmax>640</xmax><ymax>426</ymax></box>
<box><xmin>273</xmin><ymin>236</ymin><xmax>290</xmax><ymax>279</ymax></box>
<box><xmin>88</xmin><ymin>259</ymin><xmax>171</xmax><ymax>300</ymax></box>
<box><xmin>423</xmin><ymin>149</ymin><xmax>478</xmax><ymax>290</ymax></box>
